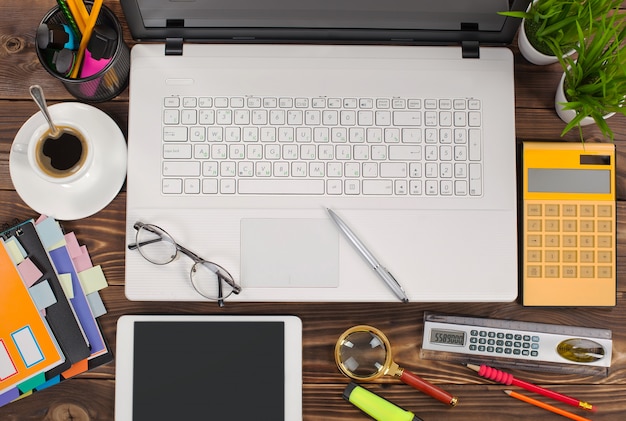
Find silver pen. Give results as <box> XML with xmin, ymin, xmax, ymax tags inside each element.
<box><xmin>327</xmin><ymin>208</ymin><xmax>409</xmax><ymax>303</ymax></box>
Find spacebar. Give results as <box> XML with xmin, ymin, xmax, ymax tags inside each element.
<box><xmin>238</xmin><ymin>179</ymin><xmax>325</xmax><ymax>194</ymax></box>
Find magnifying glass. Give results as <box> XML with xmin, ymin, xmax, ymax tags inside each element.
<box><xmin>335</xmin><ymin>325</ymin><xmax>458</xmax><ymax>406</ymax></box>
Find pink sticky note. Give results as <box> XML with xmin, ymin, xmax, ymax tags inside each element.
<box><xmin>17</xmin><ymin>258</ymin><xmax>44</xmax><ymax>288</ymax></box>
<box><xmin>72</xmin><ymin>252</ymin><xmax>93</xmax><ymax>273</ymax></box>
<box><xmin>64</xmin><ymin>233</ymin><xmax>82</xmax><ymax>259</ymax></box>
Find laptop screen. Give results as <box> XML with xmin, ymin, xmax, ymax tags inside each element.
<box><xmin>121</xmin><ymin>0</ymin><xmax>531</xmax><ymax>44</ymax></box>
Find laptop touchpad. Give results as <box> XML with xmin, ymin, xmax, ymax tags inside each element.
<box><xmin>241</xmin><ymin>218</ymin><xmax>339</xmax><ymax>288</ymax></box>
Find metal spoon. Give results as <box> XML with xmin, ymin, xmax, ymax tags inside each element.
<box><xmin>29</xmin><ymin>84</ymin><xmax>61</xmax><ymax>138</ymax></box>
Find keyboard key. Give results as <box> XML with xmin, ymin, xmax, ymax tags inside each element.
<box><xmin>238</xmin><ymin>179</ymin><xmax>325</xmax><ymax>194</ymax></box>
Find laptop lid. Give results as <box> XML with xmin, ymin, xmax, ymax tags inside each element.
<box><xmin>121</xmin><ymin>0</ymin><xmax>530</xmax><ymax>45</ymax></box>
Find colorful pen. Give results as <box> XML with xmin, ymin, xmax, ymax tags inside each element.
<box><xmin>466</xmin><ymin>364</ymin><xmax>594</xmax><ymax>411</ymax></box>
<box><xmin>343</xmin><ymin>382</ymin><xmax>423</xmax><ymax>421</ymax></box>
<box><xmin>504</xmin><ymin>390</ymin><xmax>593</xmax><ymax>421</ymax></box>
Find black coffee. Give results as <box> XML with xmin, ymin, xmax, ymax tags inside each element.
<box><xmin>36</xmin><ymin>126</ymin><xmax>87</xmax><ymax>177</ymax></box>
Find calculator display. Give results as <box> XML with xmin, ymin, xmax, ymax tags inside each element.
<box><xmin>430</xmin><ymin>329</ymin><xmax>465</xmax><ymax>346</ymax></box>
<box><xmin>527</xmin><ymin>169</ymin><xmax>610</xmax><ymax>194</ymax></box>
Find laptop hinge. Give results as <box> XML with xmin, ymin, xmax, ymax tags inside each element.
<box><xmin>165</xmin><ymin>19</ymin><xmax>185</xmax><ymax>55</ymax></box>
<box><xmin>462</xmin><ymin>41</ymin><xmax>480</xmax><ymax>59</ymax></box>
<box><xmin>461</xmin><ymin>22</ymin><xmax>480</xmax><ymax>59</ymax></box>
<box><xmin>165</xmin><ymin>37</ymin><xmax>184</xmax><ymax>55</ymax></box>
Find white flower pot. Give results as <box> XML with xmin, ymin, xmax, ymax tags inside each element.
<box><xmin>518</xmin><ymin>20</ymin><xmax>560</xmax><ymax>65</ymax></box>
<box><xmin>555</xmin><ymin>72</ymin><xmax>614</xmax><ymax>125</ymax></box>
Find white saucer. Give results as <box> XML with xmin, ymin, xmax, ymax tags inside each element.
<box><xmin>10</xmin><ymin>102</ymin><xmax>127</xmax><ymax>220</ymax></box>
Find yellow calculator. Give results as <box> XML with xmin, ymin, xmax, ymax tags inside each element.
<box><xmin>522</xmin><ymin>141</ymin><xmax>616</xmax><ymax>306</ymax></box>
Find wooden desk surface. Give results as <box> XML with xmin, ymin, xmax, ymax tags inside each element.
<box><xmin>1</xmin><ymin>1</ymin><xmax>625</xmax><ymax>420</ymax></box>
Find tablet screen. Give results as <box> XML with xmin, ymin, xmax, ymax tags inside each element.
<box><xmin>115</xmin><ymin>315</ymin><xmax>302</xmax><ymax>421</ymax></box>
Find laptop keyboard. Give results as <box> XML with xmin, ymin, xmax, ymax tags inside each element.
<box><xmin>161</xmin><ymin>96</ymin><xmax>483</xmax><ymax>196</ymax></box>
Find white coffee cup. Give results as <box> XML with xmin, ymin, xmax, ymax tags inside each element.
<box><xmin>10</xmin><ymin>102</ymin><xmax>127</xmax><ymax>220</ymax></box>
<box><xmin>25</xmin><ymin>121</ymin><xmax>93</xmax><ymax>184</ymax></box>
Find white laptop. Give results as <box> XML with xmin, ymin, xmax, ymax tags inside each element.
<box><xmin>121</xmin><ymin>0</ymin><xmax>528</xmax><ymax>303</ymax></box>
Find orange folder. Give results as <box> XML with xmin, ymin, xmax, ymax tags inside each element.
<box><xmin>0</xmin><ymin>240</ymin><xmax>64</xmax><ymax>396</ymax></box>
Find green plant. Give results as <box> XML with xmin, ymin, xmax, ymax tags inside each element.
<box><xmin>554</xmin><ymin>7</ymin><xmax>626</xmax><ymax>140</ymax></box>
<box><xmin>500</xmin><ymin>0</ymin><xmax>622</xmax><ymax>56</ymax></box>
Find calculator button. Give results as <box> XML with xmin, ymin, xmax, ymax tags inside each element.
<box><xmin>597</xmin><ymin>221</ymin><xmax>612</xmax><ymax>232</ymax></box>
<box><xmin>562</xmin><ymin>205</ymin><xmax>577</xmax><ymax>216</ymax></box>
<box><xmin>562</xmin><ymin>251</ymin><xmax>577</xmax><ymax>263</ymax></box>
<box><xmin>545</xmin><ymin>220</ymin><xmax>559</xmax><ymax>232</ymax></box>
<box><xmin>527</xmin><ymin>250</ymin><xmax>541</xmax><ymax>262</ymax></box>
<box><xmin>563</xmin><ymin>235</ymin><xmax>577</xmax><ymax>247</ymax></box>
<box><xmin>580</xmin><ymin>251</ymin><xmax>594</xmax><ymax>263</ymax></box>
<box><xmin>544</xmin><ymin>204</ymin><xmax>559</xmax><ymax>216</ymax></box>
<box><xmin>527</xmin><ymin>235</ymin><xmax>542</xmax><ymax>247</ymax></box>
<box><xmin>527</xmin><ymin>219</ymin><xmax>542</xmax><ymax>231</ymax></box>
<box><xmin>563</xmin><ymin>266</ymin><xmax>577</xmax><ymax>278</ymax></box>
<box><xmin>597</xmin><ymin>251</ymin><xmax>612</xmax><ymax>263</ymax></box>
<box><xmin>562</xmin><ymin>220</ymin><xmax>577</xmax><ymax>232</ymax></box>
<box><xmin>545</xmin><ymin>250</ymin><xmax>559</xmax><ymax>262</ymax></box>
<box><xmin>598</xmin><ymin>266</ymin><xmax>613</xmax><ymax>278</ymax></box>
<box><xmin>580</xmin><ymin>205</ymin><xmax>594</xmax><ymax>217</ymax></box>
<box><xmin>527</xmin><ymin>204</ymin><xmax>542</xmax><ymax>216</ymax></box>
<box><xmin>527</xmin><ymin>266</ymin><xmax>541</xmax><ymax>277</ymax></box>
<box><xmin>580</xmin><ymin>267</ymin><xmax>594</xmax><ymax>278</ymax></box>
<box><xmin>598</xmin><ymin>235</ymin><xmax>612</xmax><ymax>248</ymax></box>
<box><xmin>580</xmin><ymin>235</ymin><xmax>594</xmax><ymax>247</ymax></box>
<box><xmin>545</xmin><ymin>266</ymin><xmax>559</xmax><ymax>277</ymax></box>
<box><xmin>597</xmin><ymin>205</ymin><xmax>612</xmax><ymax>217</ymax></box>
<box><xmin>545</xmin><ymin>235</ymin><xmax>560</xmax><ymax>247</ymax></box>
<box><xmin>580</xmin><ymin>220</ymin><xmax>594</xmax><ymax>232</ymax></box>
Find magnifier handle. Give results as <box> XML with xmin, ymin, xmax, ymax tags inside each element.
<box><xmin>399</xmin><ymin>370</ymin><xmax>458</xmax><ymax>406</ymax></box>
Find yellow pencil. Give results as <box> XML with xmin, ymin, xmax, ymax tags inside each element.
<box><xmin>69</xmin><ymin>0</ymin><xmax>103</xmax><ymax>79</ymax></box>
<box><xmin>504</xmin><ymin>390</ymin><xmax>592</xmax><ymax>421</ymax></box>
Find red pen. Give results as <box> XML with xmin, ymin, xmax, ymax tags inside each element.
<box><xmin>466</xmin><ymin>364</ymin><xmax>594</xmax><ymax>411</ymax></box>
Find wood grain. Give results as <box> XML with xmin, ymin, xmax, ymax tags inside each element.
<box><xmin>1</xmin><ymin>1</ymin><xmax>626</xmax><ymax>420</ymax></box>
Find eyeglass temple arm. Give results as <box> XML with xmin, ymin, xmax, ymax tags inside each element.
<box><xmin>127</xmin><ymin>237</ymin><xmax>162</xmax><ymax>250</ymax></box>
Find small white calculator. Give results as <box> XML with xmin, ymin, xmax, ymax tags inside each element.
<box><xmin>420</xmin><ymin>313</ymin><xmax>612</xmax><ymax>374</ymax></box>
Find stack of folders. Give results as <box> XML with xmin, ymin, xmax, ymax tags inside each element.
<box><xmin>0</xmin><ymin>216</ymin><xmax>112</xmax><ymax>408</ymax></box>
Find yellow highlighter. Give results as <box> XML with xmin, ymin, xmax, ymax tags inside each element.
<box><xmin>343</xmin><ymin>382</ymin><xmax>423</xmax><ymax>421</ymax></box>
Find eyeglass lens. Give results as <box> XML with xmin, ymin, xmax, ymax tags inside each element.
<box><xmin>190</xmin><ymin>262</ymin><xmax>237</xmax><ymax>301</ymax></box>
<box><xmin>135</xmin><ymin>224</ymin><xmax>177</xmax><ymax>265</ymax></box>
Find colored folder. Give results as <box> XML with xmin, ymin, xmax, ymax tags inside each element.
<box><xmin>0</xmin><ymin>240</ymin><xmax>65</xmax><ymax>396</ymax></box>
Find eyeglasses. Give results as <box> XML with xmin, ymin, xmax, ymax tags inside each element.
<box><xmin>127</xmin><ymin>222</ymin><xmax>241</xmax><ymax>307</ymax></box>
